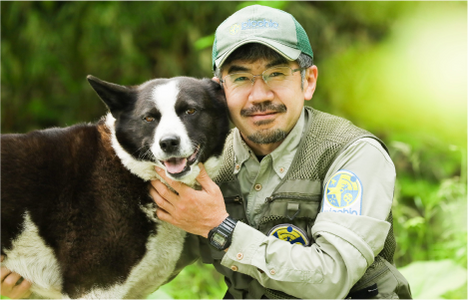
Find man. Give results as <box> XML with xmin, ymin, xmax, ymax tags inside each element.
<box><xmin>151</xmin><ymin>4</ymin><xmax>411</xmax><ymax>299</ymax></box>
<box><xmin>1</xmin><ymin>5</ymin><xmax>411</xmax><ymax>299</ymax></box>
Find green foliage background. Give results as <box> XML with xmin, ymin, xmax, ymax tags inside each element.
<box><xmin>1</xmin><ymin>1</ymin><xmax>467</xmax><ymax>299</ymax></box>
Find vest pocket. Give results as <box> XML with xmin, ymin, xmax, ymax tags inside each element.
<box><xmin>258</xmin><ymin>193</ymin><xmax>321</xmax><ymax>245</ymax></box>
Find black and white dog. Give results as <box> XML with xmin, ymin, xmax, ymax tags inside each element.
<box><xmin>1</xmin><ymin>75</ymin><xmax>229</xmax><ymax>298</ymax></box>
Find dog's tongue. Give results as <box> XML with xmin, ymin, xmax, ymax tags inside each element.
<box><xmin>164</xmin><ymin>158</ymin><xmax>187</xmax><ymax>174</ymax></box>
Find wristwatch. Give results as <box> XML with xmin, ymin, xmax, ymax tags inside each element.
<box><xmin>208</xmin><ymin>216</ymin><xmax>238</xmax><ymax>251</ymax></box>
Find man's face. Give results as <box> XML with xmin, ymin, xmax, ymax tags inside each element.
<box><xmin>221</xmin><ymin>58</ymin><xmax>317</xmax><ymax>153</ymax></box>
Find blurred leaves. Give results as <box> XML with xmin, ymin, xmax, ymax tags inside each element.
<box><xmin>398</xmin><ymin>260</ymin><xmax>467</xmax><ymax>299</ymax></box>
<box><xmin>320</xmin><ymin>1</ymin><xmax>467</xmax><ymax>148</ymax></box>
<box><xmin>147</xmin><ymin>262</ymin><xmax>225</xmax><ymax>299</ymax></box>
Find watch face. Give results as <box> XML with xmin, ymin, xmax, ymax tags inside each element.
<box><xmin>212</xmin><ymin>232</ymin><xmax>227</xmax><ymax>247</ymax></box>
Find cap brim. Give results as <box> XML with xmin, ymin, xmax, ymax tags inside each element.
<box><xmin>214</xmin><ymin>37</ymin><xmax>301</xmax><ymax>69</ymax></box>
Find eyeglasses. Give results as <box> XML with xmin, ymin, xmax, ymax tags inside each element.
<box><xmin>220</xmin><ymin>66</ymin><xmax>303</xmax><ymax>92</ymax></box>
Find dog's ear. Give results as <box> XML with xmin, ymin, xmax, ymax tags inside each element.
<box><xmin>87</xmin><ymin>75</ymin><xmax>136</xmax><ymax>117</ymax></box>
<box><xmin>203</xmin><ymin>78</ymin><xmax>226</xmax><ymax>106</ymax></box>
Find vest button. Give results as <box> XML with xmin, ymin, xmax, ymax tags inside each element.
<box><xmin>254</xmin><ymin>183</ymin><xmax>262</xmax><ymax>191</ymax></box>
<box><xmin>231</xmin><ymin>265</ymin><xmax>239</xmax><ymax>272</ymax></box>
<box><xmin>236</xmin><ymin>253</ymin><xmax>244</xmax><ymax>260</ymax></box>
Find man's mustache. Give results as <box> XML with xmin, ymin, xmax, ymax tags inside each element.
<box><xmin>240</xmin><ymin>102</ymin><xmax>287</xmax><ymax>116</ymax></box>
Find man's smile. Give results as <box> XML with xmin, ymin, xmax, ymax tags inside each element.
<box><xmin>247</xmin><ymin>111</ymin><xmax>278</xmax><ymax>123</ymax></box>
<box><xmin>241</xmin><ymin>103</ymin><xmax>287</xmax><ymax>123</ymax></box>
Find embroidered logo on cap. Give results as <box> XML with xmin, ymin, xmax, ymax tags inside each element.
<box><xmin>230</xmin><ymin>23</ymin><xmax>241</xmax><ymax>35</ymax></box>
<box><xmin>268</xmin><ymin>224</ymin><xmax>310</xmax><ymax>246</ymax></box>
<box><xmin>242</xmin><ymin>19</ymin><xmax>279</xmax><ymax>30</ymax></box>
<box><xmin>229</xmin><ymin>19</ymin><xmax>279</xmax><ymax>35</ymax></box>
<box><xmin>322</xmin><ymin>170</ymin><xmax>362</xmax><ymax>215</ymax></box>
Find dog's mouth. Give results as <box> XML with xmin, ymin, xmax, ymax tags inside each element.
<box><xmin>160</xmin><ymin>145</ymin><xmax>200</xmax><ymax>177</ymax></box>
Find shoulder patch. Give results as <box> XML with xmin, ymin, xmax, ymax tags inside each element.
<box><xmin>322</xmin><ymin>169</ymin><xmax>362</xmax><ymax>215</ymax></box>
<box><xmin>268</xmin><ymin>224</ymin><xmax>310</xmax><ymax>246</ymax></box>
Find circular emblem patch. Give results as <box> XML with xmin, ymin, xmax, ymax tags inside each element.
<box><xmin>322</xmin><ymin>170</ymin><xmax>362</xmax><ymax>215</ymax></box>
<box><xmin>268</xmin><ymin>224</ymin><xmax>310</xmax><ymax>246</ymax></box>
<box><xmin>229</xmin><ymin>23</ymin><xmax>240</xmax><ymax>35</ymax></box>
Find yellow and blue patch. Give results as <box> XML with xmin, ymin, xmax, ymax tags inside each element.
<box><xmin>268</xmin><ymin>224</ymin><xmax>310</xmax><ymax>246</ymax></box>
<box><xmin>322</xmin><ymin>169</ymin><xmax>362</xmax><ymax>215</ymax></box>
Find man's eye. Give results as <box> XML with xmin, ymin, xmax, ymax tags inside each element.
<box><xmin>268</xmin><ymin>71</ymin><xmax>287</xmax><ymax>78</ymax></box>
<box><xmin>233</xmin><ymin>75</ymin><xmax>250</xmax><ymax>83</ymax></box>
<box><xmin>185</xmin><ymin>108</ymin><xmax>197</xmax><ymax>115</ymax></box>
<box><xmin>143</xmin><ymin>116</ymin><xmax>155</xmax><ymax>123</ymax></box>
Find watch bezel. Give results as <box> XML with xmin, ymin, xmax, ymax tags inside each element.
<box><xmin>208</xmin><ymin>216</ymin><xmax>237</xmax><ymax>250</ymax></box>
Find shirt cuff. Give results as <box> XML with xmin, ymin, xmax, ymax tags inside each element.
<box><xmin>222</xmin><ymin>221</ymin><xmax>268</xmax><ymax>271</ymax></box>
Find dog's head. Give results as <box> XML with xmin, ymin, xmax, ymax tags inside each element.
<box><xmin>87</xmin><ymin>75</ymin><xmax>229</xmax><ymax>185</ymax></box>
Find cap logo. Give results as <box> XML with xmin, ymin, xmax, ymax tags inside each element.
<box><xmin>240</xmin><ymin>19</ymin><xmax>279</xmax><ymax>31</ymax></box>
<box><xmin>229</xmin><ymin>23</ymin><xmax>241</xmax><ymax>35</ymax></box>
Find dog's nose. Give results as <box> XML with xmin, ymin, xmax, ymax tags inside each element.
<box><xmin>160</xmin><ymin>135</ymin><xmax>180</xmax><ymax>153</ymax></box>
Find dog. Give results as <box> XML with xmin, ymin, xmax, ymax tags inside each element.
<box><xmin>1</xmin><ymin>75</ymin><xmax>230</xmax><ymax>298</ymax></box>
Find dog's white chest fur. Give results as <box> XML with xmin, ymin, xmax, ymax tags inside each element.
<box><xmin>3</xmin><ymin>209</ymin><xmax>185</xmax><ymax>299</ymax></box>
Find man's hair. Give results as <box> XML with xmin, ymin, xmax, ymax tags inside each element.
<box><xmin>214</xmin><ymin>43</ymin><xmax>313</xmax><ymax>88</ymax></box>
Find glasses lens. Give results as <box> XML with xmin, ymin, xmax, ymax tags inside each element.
<box><xmin>223</xmin><ymin>67</ymin><xmax>300</xmax><ymax>91</ymax></box>
<box><xmin>225</xmin><ymin>73</ymin><xmax>253</xmax><ymax>90</ymax></box>
<box><xmin>263</xmin><ymin>67</ymin><xmax>294</xmax><ymax>88</ymax></box>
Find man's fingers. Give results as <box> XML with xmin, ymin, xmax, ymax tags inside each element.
<box><xmin>5</xmin><ymin>276</ymin><xmax>33</xmax><ymax>299</ymax></box>
<box><xmin>196</xmin><ymin>163</ymin><xmax>210</xmax><ymax>183</ymax></box>
<box><xmin>196</xmin><ymin>163</ymin><xmax>219</xmax><ymax>194</ymax></box>
<box><xmin>155</xmin><ymin>207</ymin><xmax>174</xmax><ymax>224</ymax></box>
<box><xmin>14</xmin><ymin>278</ymin><xmax>33</xmax><ymax>298</ymax></box>
<box><xmin>149</xmin><ymin>182</ymin><xmax>174</xmax><ymax>213</ymax></box>
<box><xmin>1</xmin><ymin>266</ymin><xmax>12</xmax><ymax>281</ymax></box>
<box><xmin>151</xmin><ymin>175</ymin><xmax>180</xmax><ymax>202</ymax></box>
<box><xmin>18</xmin><ymin>278</ymin><xmax>32</xmax><ymax>290</ymax></box>
<box><xmin>154</xmin><ymin>167</ymin><xmax>184</xmax><ymax>193</ymax></box>
<box><xmin>3</xmin><ymin>271</ymin><xmax>21</xmax><ymax>287</ymax></box>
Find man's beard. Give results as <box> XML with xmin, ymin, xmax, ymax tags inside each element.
<box><xmin>241</xmin><ymin>102</ymin><xmax>288</xmax><ymax>144</ymax></box>
<box><xmin>246</xmin><ymin>128</ymin><xmax>287</xmax><ymax>144</ymax></box>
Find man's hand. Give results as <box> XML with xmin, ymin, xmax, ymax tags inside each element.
<box><xmin>150</xmin><ymin>163</ymin><xmax>229</xmax><ymax>238</ymax></box>
<box><xmin>1</xmin><ymin>256</ymin><xmax>32</xmax><ymax>299</ymax></box>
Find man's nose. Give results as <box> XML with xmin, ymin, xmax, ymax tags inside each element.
<box><xmin>248</xmin><ymin>76</ymin><xmax>274</xmax><ymax>102</ymax></box>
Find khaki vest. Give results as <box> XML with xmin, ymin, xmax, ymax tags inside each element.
<box><xmin>199</xmin><ymin>107</ymin><xmax>411</xmax><ymax>299</ymax></box>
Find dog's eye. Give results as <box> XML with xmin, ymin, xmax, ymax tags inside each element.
<box><xmin>185</xmin><ymin>108</ymin><xmax>197</xmax><ymax>115</ymax></box>
<box><xmin>143</xmin><ymin>116</ymin><xmax>155</xmax><ymax>123</ymax></box>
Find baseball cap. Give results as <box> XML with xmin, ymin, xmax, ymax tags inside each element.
<box><xmin>212</xmin><ymin>5</ymin><xmax>313</xmax><ymax>70</ymax></box>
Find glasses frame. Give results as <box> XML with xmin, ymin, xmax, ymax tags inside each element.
<box><xmin>220</xmin><ymin>66</ymin><xmax>304</xmax><ymax>91</ymax></box>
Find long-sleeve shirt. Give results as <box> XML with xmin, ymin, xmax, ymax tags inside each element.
<box><xmin>219</xmin><ymin>108</ymin><xmax>394</xmax><ymax>298</ymax></box>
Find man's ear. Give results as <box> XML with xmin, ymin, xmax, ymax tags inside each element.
<box><xmin>87</xmin><ymin>75</ymin><xmax>136</xmax><ymax>117</ymax></box>
<box><xmin>303</xmin><ymin>65</ymin><xmax>318</xmax><ymax>101</ymax></box>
